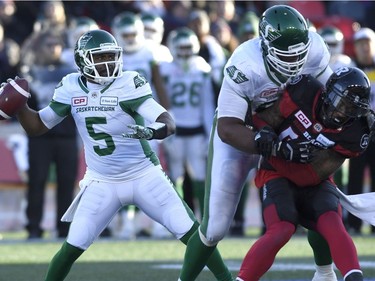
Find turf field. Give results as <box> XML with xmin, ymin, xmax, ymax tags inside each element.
<box><xmin>0</xmin><ymin>232</ymin><xmax>374</xmax><ymax>281</ymax></box>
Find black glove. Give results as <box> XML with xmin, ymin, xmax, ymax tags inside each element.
<box><xmin>254</xmin><ymin>126</ymin><xmax>278</xmax><ymax>159</ymax></box>
<box><xmin>272</xmin><ymin>139</ymin><xmax>313</xmax><ymax>163</ymax></box>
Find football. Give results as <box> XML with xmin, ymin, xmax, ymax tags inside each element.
<box><xmin>0</xmin><ymin>77</ymin><xmax>30</xmax><ymax>120</ymax></box>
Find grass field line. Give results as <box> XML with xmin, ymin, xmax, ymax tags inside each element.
<box><xmin>154</xmin><ymin>260</ymin><xmax>375</xmax><ymax>272</ymax></box>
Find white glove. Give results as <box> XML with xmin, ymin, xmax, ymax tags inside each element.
<box><xmin>122</xmin><ymin>124</ymin><xmax>154</xmax><ymax>140</ymax></box>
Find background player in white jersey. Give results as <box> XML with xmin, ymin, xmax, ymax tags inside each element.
<box><xmin>160</xmin><ymin>27</ymin><xmax>215</xmax><ymax>220</ymax></box>
<box><xmin>318</xmin><ymin>25</ymin><xmax>354</xmax><ymax>71</ymax></box>
<box><xmin>141</xmin><ymin>12</ymin><xmax>173</xmax><ymax>63</ymax></box>
<box><xmin>111</xmin><ymin>11</ymin><xmax>169</xmax><ymax>108</ymax></box>
<box><xmin>178</xmin><ymin>5</ymin><xmax>337</xmax><ymax>281</ymax></box>
<box><xmin>111</xmin><ymin>11</ymin><xmax>170</xmax><ymax>238</ymax></box>
<box><xmin>14</xmin><ymin>29</ymin><xmax>233</xmax><ymax>281</ymax></box>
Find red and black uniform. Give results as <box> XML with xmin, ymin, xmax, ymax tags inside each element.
<box><xmin>255</xmin><ymin>74</ymin><xmax>369</xmax><ymax>188</ymax></box>
<box><xmin>238</xmin><ymin>75</ymin><xmax>369</xmax><ymax>281</ymax></box>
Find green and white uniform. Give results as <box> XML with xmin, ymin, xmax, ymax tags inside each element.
<box><xmin>39</xmin><ymin>71</ymin><xmax>195</xmax><ymax>249</ymax></box>
<box><xmin>160</xmin><ymin>56</ymin><xmax>215</xmax><ymax>182</ymax></box>
<box><xmin>203</xmin><ymin>31</ymin><xmax>332</xmax><ymax>244</ymax></box>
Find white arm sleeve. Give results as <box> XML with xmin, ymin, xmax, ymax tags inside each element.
<box><xmin>316</xmin><ymin>65</ymin><xmax>333</xmax><ymax>85</ymax></box>
<box><xmin>137</xmin><ymin>98</ymin><xmax>166</xmax><ymax>123</ymax></box>
<box><xmin>217</xmin><ymin>79</ymin><xmax>249</xmax><ymax>121</ymax></box>
<box><xmin>39</xmin><ymin>106</ymin><xmax>66</xmax><ymax>129</ymax></box>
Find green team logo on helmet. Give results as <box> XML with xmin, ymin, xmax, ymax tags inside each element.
<box><xmin>259</xmin><ymin>20</ymin><xmax>282</xmax><ymax>43</ymax></box>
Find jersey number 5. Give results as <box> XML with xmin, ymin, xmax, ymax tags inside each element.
<box><xmin>86</xmin><ymin>117</ymin><xmax>115</xmax><ymax>156</ymax></box>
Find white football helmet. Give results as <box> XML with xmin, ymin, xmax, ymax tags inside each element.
<box><xmin>111</xmin><ymin>11</ymin><xmax>145</xmax><ymax>53</ymax></box>
<box><xmin>167</xmin><ymin>27</ymin><xmax>200</xmax><ymax>65</ymax></box>
<box><xmin>318</xmin><ymin>25</ymin><xmax>344</xmax><ymax>56</ymax></box>
<box><xmin>141</xmin><ymin>13</ymin><xmax>164</xmax><ymax>45</ymax></box>
<box><xmin>67</xmin><ymin>16</ymin><xmax>99</xmax><ymax>48</ymax></box>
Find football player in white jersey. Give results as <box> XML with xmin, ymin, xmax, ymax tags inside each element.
<box><xmin>15</xmin><ymin>29</ymin><xmax>233</xmax><ymax>281</ymax></box>
<box><xmin>160</xmin><ymin>27</ymin><xmax>216</xmax><ymax>220</ymax></box>
<box><xmin>178</xmin><ymin>5</ymin><xmax>338</xmax><ymax>281</ymax></box>
<box><xmin>111</xmin><ymin>11</ymin><xmax>170</xmax><ymax>238</ymax></box>
<box><xmin>141</xmin><ymin>12</ymin><xmax>173</xmax><ymax>63</ymax></box>
<box><xmin>111</xmin><ymin>11</ymin><xmax>169</xmax><ymax>108</ymax></box>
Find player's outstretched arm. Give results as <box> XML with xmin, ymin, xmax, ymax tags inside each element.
<box><xmin>123</xmin><ymin>111</ymin><xmax>175</xmax><ymax>140</ymax></box>
<box><xmin>16</xmin><ymin>104</ymin><xmax>49</xmax><ymax>136</ymax></box>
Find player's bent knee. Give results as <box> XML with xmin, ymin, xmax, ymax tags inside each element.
<box><xmin>165</xmin><ymin>207</ymin><xmax>195</xmax><ymax>239</ymax></box>
<box><xmin>67</xmin><ymin>218</ymin><xmax>97</xmax><ymax>250</ymax></box>
<box><xmin>202</xmin><ymin>221</ymin><xmax>229</xmax><ymax>246</ymax></box>
<box><xmin>198</xmin><ymin>227</ymin><xmax>219</xmax><ymax>247</ymax></box>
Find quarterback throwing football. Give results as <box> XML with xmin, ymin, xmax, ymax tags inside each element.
<box><xmin>15</xmin><ymin>29</ymin><xmax>232</xmax><ymax>281</ymax></box>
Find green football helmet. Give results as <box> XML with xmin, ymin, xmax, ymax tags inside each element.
<box><xmin>74</xmin><ymin>29</ymin><xmax>123</xmax><ymax>85</ymax></box>
<box><xmin>259</xmin><ymin>5</ymin><xmax>311</xmax><ymax>80</ymax></box>
<box><xmin>318</xmin><ymin>25</ymin><xmax>344</xmax><ymax>56</ymax></box>
<box><xmin>111</xmin><ymin>11</ymin><xmax>145</xmax><ymax>53</ymax></box>
<box><xmin>141</xmin><ymin>13</ymin><xmax>164</xmax><ymax>45</ymax></box>
<box><xmin>167</xmin><ymin>27</ymin><xmax>200</xmax><ymax>64</ymax></box>
<box><xmin>237</xmin><ymin>11</ymin><xmax>259</xmax><ymax>42</ymax></box>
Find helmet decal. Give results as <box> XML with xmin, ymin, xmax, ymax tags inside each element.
<box><xmin>259</xmin><ymin>20</ymin><xmax>282</xmax><ymax>42</ymax></box>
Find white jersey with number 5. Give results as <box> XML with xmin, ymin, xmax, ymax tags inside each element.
<box><xmin>39</xmin><ymin>71</ymin><xmax>165</xmax><ymax>182</ymax></box>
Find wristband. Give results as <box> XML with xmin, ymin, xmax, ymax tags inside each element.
<box><xmin>147</xmin><ymin>122</ymin><xmax>168</xmax><ymax>139</ymax></box>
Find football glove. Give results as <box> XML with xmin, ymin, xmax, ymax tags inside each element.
<box><xmin>272</xmin><ymin>139</ymin><xmax>313</xmax><ymax>163</ymax></box>
<box><xmin>122</xmin><ymin>124</ymin><xmax>154</xmax><ymax>140</ymax></box>
<box><xmin>254</xmin><ymin>126</ymin><xmax>278</xmax><ymax>159</ymax></box>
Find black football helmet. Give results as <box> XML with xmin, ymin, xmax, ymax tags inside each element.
<box><xmin>320</xmin><ymin>67</ymin><xmax>371</xmax><ymax>128</ymax></box>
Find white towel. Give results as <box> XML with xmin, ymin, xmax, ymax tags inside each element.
<box><xmin>336</xmin><ymin>187</ymin><xmax>375</xmax><ymax>226</ymax></box>
<box><xmin>61</xmin><ymin>185</ymin><xmax>87</xmax><ymax>222</ymax></box>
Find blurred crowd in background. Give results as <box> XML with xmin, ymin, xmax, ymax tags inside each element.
<box><xmin>1</xmin><ymin>0</ymin><xmax>375</xmax><ymax>240</ymax></box>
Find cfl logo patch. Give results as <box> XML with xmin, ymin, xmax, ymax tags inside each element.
<box><xmin>72</xmin><ymin>97</ymin><xmax>88</xmax><ymax>106</ymax></box>
<box><xmin>295</xmin><ymin>110</ymin><xmax>312</xmax><ymax>128</ymax></box>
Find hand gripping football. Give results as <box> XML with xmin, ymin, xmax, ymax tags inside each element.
<box><xmin>0</xmin><ymin>77</ymin><xmax>30</xmax><ymax>120</ymax></box>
